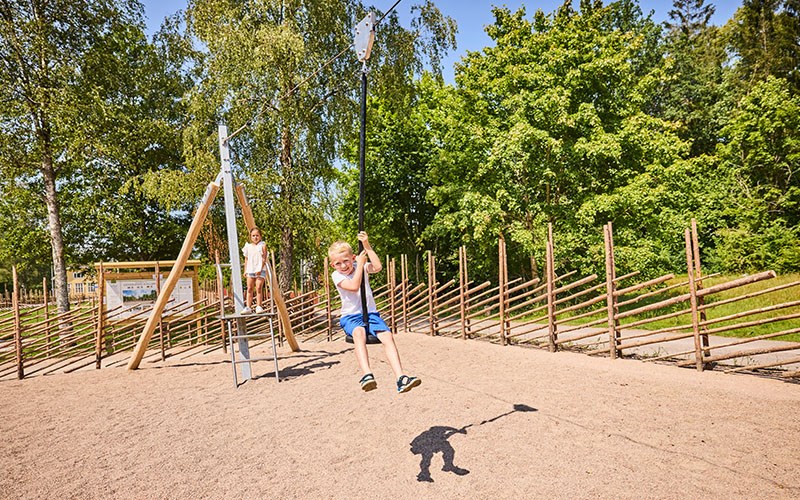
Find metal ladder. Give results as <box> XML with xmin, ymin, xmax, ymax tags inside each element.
<box><xmin>216</xmin><ymin>261</ymin><xmax>281</xmax><ymax>387</ymax></box>
<box><xmin>222</xmin><ymin>311</ymin><xmax>280</xmax><ymax>387</ymax></box>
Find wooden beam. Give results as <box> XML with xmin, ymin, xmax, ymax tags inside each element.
<box><xmin>268</xmin><ymin>265</ymin><xmax>299</xmax><ymax>351</ymax></box>
<box><xmin>546</xmin><ymin>223</ymin><xmax>558</xmax><ymax>352</ymax></box>
<box><xmin>685</xmin><ymin>229</ymin><xmax>704</xmax><ymax>371</ymax></box>
<box><xmin>127</xmin><ymin>182</ymin><xmax>220</xmax><ymax>370</ymax></box>
<box><xmin>13</xmin><ymin>266</ymin><xmax>23</xmax><ymax>379</ymax></box>
<box><xmin>604</xmin><ymin>223</ymin><xmax>618</xmax><ymax>359</ymax></box>
<box><xmin>95</xmin><ymin>260</ymin><xmax>202</xmax><ymax>270</ymax></box>
<box><xmin>235</xmin><ymin>183</ymin><xmax>256</xmax><ymax>231</ymax></box>
<box><xmin>95</xmin><ymin>264</ymin><xmax>105</xmax><ymax>369</ymax></box>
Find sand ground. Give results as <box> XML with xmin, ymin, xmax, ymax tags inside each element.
<box><xmin>1</xmin><ymin>332</ymin><xmax>799</xmax><ymax>499</ymax></box>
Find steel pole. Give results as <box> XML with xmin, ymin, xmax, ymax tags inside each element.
<box><xmin>358</xmin><ymin>66</ymin><xmax>369</xmax><ymax>334</ymax></box>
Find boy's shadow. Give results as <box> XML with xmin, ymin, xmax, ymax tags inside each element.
<box><xmin>410</xmin><ymin>403</ymin><xmax>537</xmax><ymax>483</ymax></box>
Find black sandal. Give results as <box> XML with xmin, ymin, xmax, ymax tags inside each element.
<box><xmin>397</xmin><ymin>375</ymin><xmax>421</xmax><ymax>393</ymax></box>
<box><xmin>359</xmin><ymin>373</ymin><xmax>377</xmax><ymax>392</ymax></box>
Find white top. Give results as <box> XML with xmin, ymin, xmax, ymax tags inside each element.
<box><xmin>242</xmin><ymin>241</ymin><xmax>266</xmax><ymax>274</ymax></box>
<box><xmin>332</xmin><ymin>264</ymin><xmax>378</xmax><ymax>316</ymax></box>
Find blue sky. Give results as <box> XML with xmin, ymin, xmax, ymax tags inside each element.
<box><xmin>141</xmin><ymin>0</ymin><xmax>742</xmax><ymax>83</ymax></box>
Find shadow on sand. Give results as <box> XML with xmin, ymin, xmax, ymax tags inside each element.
<box><xmin>410</xmin><ymin>403</ymin><xmax>537</xmax><ymax>483</ymax></box>
<box><xmin>253</xmin><ymin>348</ymin><xmax>349</xmax><ymax>381</ymax></box>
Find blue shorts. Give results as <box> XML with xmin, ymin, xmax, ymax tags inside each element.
<box><xmin>246</xmin><ymin>271</ymin><xmax>267</xmax><ymax>279</ymax></box>
<box><xmin>340</xmin><ymin>312</ymin><xmax>389</xmax><ymax>337</ymax></box>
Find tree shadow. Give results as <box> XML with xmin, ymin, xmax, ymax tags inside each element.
<box><xmin>410</xmin><ymin>403</ymin><xmax>537</xmax><ymax>482</ymax></box>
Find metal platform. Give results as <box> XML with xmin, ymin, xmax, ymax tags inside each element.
<box><xmin>218</xmin><ymin>311</ymin><xmax>278</xmax><ymax>320</ymax></box>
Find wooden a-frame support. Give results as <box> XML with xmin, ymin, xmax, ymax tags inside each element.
<box><xmin>128</xmin><ymin>147</ymin><xmax>298</xmax><ymax>372</ymax></box>
<box><xmin>127</xmin><ymin>181</ymin><xmax>219</xmax><ymax>370</ymax></box>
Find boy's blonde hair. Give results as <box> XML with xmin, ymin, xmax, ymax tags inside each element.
<box><xmin>328</xmin><ymin>240</ymin><xmax>353</xmax><ymax>259</ymax></box>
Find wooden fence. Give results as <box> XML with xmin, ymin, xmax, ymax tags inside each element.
<box><xmin>2</xmin><ymin>220</ymin><xmax>799</xmax><ymax>381</ymax></box>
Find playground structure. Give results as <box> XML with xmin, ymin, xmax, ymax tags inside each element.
<box><xmin>123</xmin><ymin>123</ymin><xmax>298</xmax><ymax>384</ymax></box>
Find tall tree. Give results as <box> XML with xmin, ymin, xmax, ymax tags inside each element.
<box><xmin>176</xmin><ymin>0</ymin><xmax>361</xmax><ymax>291</ymax></box>
<box><xmin>60</xmin><ymin>15</ymin><xmax>195</xmax><ymax>264</ymax></box>
<box><xmin>423</xmin><ymin>1</ymin><xmax>681</xmax><ymax>279</ymax></box>
<box><xmin>0</xmin><ymin>0</ymin><xmax>144</xmax><ymax>312</ymax></box>
<box><xmin>660</xmin><ymin>0</ymin><xmax>729</xmax><ymax>156</ymax></box>
<box><xmin>727</xmin><ymin>0</ymin><xmax>800</xmax><ymax>91</ymax></box>
<box><xmin>666</xmin><ymin>0</ymin><xmax>715</xmax><ymax>37</ymax></box>
<box><xmin>176</xmin><ymin>0</ymin><xmax>455</xmax><ymax>291</ymax></box>
<box><xmin>712</xmin><ymin>76</ymin><xmax>800</xmax><ymax>271</ymax></box>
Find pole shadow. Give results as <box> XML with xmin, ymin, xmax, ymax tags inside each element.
<box><xmin>270</xmin><ymin>348</ymin><xmax>348</xmax><ymax>380</ymax></box>
<box><xmin>410</xmin><ymin>403</ymin><xmax>537</xmax><ymax>483</ymax></box>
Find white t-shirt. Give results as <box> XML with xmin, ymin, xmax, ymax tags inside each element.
<box><xmin>332</xmin><ymin>264</ymin><xmax>378</xmax><ymax>316</ymax></box>
<box><xmin>242</xmin><ymin>241</ymin><xmax>266</xmax><ymax>274</ymax></box>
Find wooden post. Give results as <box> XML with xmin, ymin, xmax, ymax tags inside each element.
<box><xmin>433</xmin><ymin>253</ymin><xmax>439</xmax><ymax>335</ymax></box>
<box><xmin>499</xmin><ymin>235</ymin><xmax>508</xmax><ymax>345</ymax></box>
<box><xmin>427</xmin><ymin>251</ymin><xmax>435</xmax><ymax>335</ymax></box>
<box><xmin>324</xmin><ymin>256</ymin><xmax>332</xmax><ymax>341</ymax></box>
<box><xmin>42</xmin><ymin>276</ymin><xmax>52</xmax><ymax>357</ymax></box>
<box><xmin>13</xmin><ymin>266</ymin><xmax>23</xmax><ymax>379</ymax></box>
<box><xmin>155</xmin><ymin>262</ymin><xmax>166</xmax><ymax>361</ymax></box>
<box><xmin>389</xmin><ymin>257</ymin><xmax>397</xmax><ymax>334</ymax></box>
<box><xmin>691</xmin><ymin>218</ymin><xmax>710</xmax><ymax>357</ymax></box>
<box><xmin>459</xmin><ymin>246</ymin><xmax>467</xmax><ymax>340</ymax></box>
<box><xmin>268</xmin><ymin>250</ymin><xmax>298</xmax><ymax>351</ymax></box>
<box><xmin>43</xmin><ymin>276</ymin><xmax>51</xmax><ymax>356</ymax></box>
<box><xmin>546</xmin><ymin>223</ymin><xmax>558</xmax><ymax>352</ymax></box>
<box><xmin>128</xmin><ymin>181</ymin><xmax>220</xmax><ymax>370</ymax></box>
<box><xmin>95</xmin><ymin>263</ymin><xmax>105</xmax><ymax>369</ymax></box>
<box><xmin>401</xmin><ymin>254</ymin><xmax>408</xmax><ymax>333</ymax></box>
<box><xmin>685</xmin><ymin>228</ymin><xmax>704</xmax><ymax>371</ymax></box>
<box><xmin>604</xmin><ymin>223</ymin><xmax>620</xmax><ymax>359</ymax></box>
<box><xmin>192</xmin><ymin>262</ymin><xmax>201</xmax><ymax>344</ymax></box>
<box><xmin>214</xmin><ymin>251</ymin><xmax>227</xmax><ymax>353</ymax></box>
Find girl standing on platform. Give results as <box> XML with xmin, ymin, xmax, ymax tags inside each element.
<box><xmin>241</xmin><ymin>227</ymin><xmax>267</xmax><ymax>314</ymax></box>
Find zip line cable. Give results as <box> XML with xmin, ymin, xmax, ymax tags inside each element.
<box><xmin>376</xmin><ymin>0</ymin><xmax>403</xmax><ymax>26</ymax></box>
<box><xmin>224</xmin><ymin>0</ymin><xmax>404</xmax><ymax>143</ymax></box>
<box><xmin>225</xmin><ymin>44</ymin><xmax>353</xmax><ymax>141</ymax></box>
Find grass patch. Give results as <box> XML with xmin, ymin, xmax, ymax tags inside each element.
<box><xmin>615</xmin><ymin>273</ymin><xmax>800</xmax><ymax>342</ymax></box>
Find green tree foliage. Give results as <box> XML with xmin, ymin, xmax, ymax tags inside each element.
<box><xmin>711</xmin><ymin>77</ymin><xmax>800</xmax><ymax>271</ymax></box>
<box><xmin>0</xmin><ymin>184</ymin><xmax>51</xmax><ymax>285</ymax></box>
<box><xmin>727</xmin><ymin>0</ymin><xmax>800</xmax><ymax>92</ymax></box>
<box><xmin>660</xmin><ymin>0</ymin><xmax>729</xmax><ymax>156</ymax></box>
<box><xmin>667</xmin><ymin>0</ymin><xmax>715</xmax><ymax>36</ymax></box>
<box><xmin>61</xmin><ymin>15</ymin><xmax>195</xmax><ymax>264</ymax></box>
<box><xmin>347</xmin><ymin>0</ymin><xmax>800</xmax><ymax>282</ymax></box>
<box><xmin>0</xmin><ymin>1</ymin><xmax>194</xmax><ymax>300</ymax></box>
<box><xmin>420</xmin><ymin>1</ymin><xmax>682</xmax><ymax>280</ymax></box>
<box><xmin>171</xmin><ymin>0</ymin><xmax>364</xmax><ymax>291</ymax></box>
